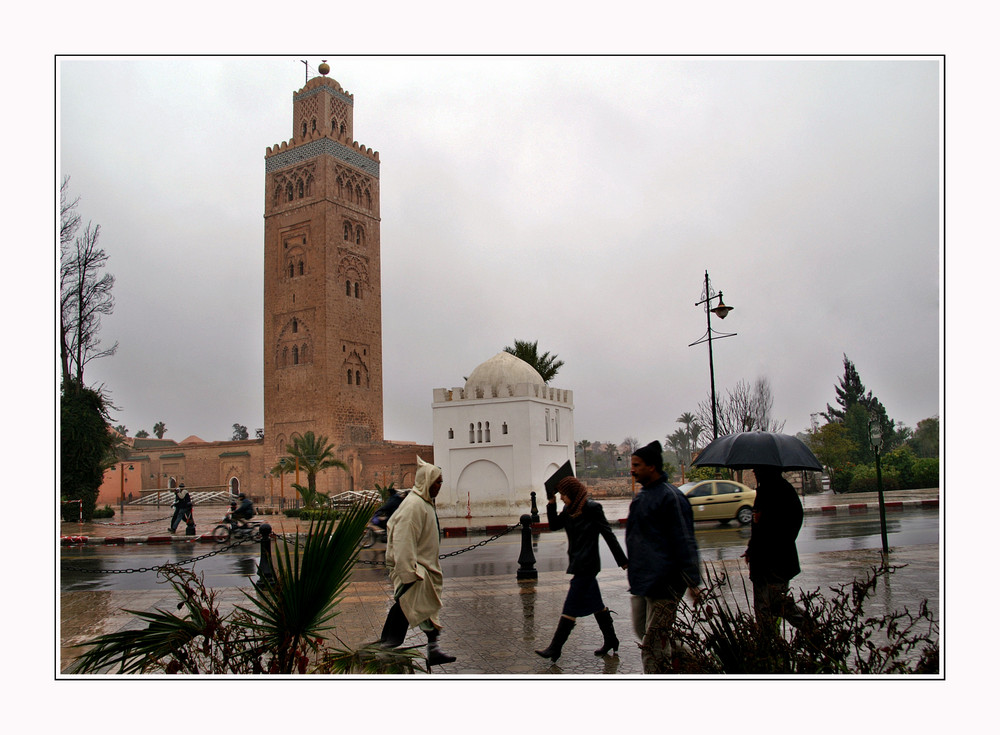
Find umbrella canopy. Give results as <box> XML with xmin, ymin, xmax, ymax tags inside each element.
<box><xmin>692</xmin><ymin>431</ymin><xmax>823</xmax><ymax>471</ymax></box>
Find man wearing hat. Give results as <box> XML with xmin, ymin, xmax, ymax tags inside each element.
<box><xmin>625</xmin><ymin>441</ymin><xmax>702</xmax><ymax>673</ymax></box>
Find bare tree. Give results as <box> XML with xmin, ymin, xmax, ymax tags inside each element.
<box><xmin>697</xmin><ymin>377</ymin><xmax>785</xmax><ymax>436</ymax></box>
<box><xmin>60</xmin><ymin>178</ymin><xmax>117</xmax><ymax>387</ymax></box>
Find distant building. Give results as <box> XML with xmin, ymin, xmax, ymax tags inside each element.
<box><xmin>432</xmin><ymin>352</ymin><xmax>575</xmax><ymax>518</ymax></box>
<box><xmin>98</xmin><ymin>65</ymin><xmax>431</xmax><ymax>507</ymax></box>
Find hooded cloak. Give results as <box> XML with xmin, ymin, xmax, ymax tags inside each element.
<box><xmin>385</xmin><ymin>457</ymin><xmax>445</xmax><ymax>629</ymax></box>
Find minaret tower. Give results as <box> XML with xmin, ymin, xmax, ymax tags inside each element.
<box><xmin>262</xmin><ymin>62</ymin><xmax>383</xmax><ymax>493</ymax></box>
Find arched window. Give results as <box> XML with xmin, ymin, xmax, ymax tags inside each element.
<box><xmin>301</xmin><ymin>121</ymin><xmax>307</xmax><ymax>137</ymax></box>
<box><xmin>356</xmin><ymin>370</ymin><xmax>361</xmax><ymax>386</ymax></box>
<box><xmin>343</xmin><ymin>222</ymin><xmax>351</xmax><ymax>241</ymax></box>
<box><xmin>448</xmin><ymin>428</ymin><xmax>454</xmax><ymax>439</ymax></box>
<box><xmin>502</xmin><ymin>422</ymin><xmax>508</xmax><ymax>435</ymax></box>
<box><xmin>340</xmin><ymin>122</ymin><xmax>346</xmax><ymax>134</ymax></box>
<box><xmin>297</xmin><ymin>260</ymin><xmax>304</xmax><ymax>276</ymax></box>
<box><xmin>311</xmin><ymin>118</ymin><xmax>317</xmax><ymax>132</ymax></box>
<box><xmin>477</xmin><ymin>422</ymin><xmax>483</xmax><ymax>443</ymax></box>
<box><xmin>354</xmin><ymin>282</ymin><xmax>360</xmax><ymax>298</ymax></box>
<box><xmin>288</xmin><ymin>263</ymin><xmax>295</xmax><ymax>278</ymax></box>
<box><xmin>346</xmin><ymin>280</ymin><xmax>352</xmax><ymax>296</ymax></box>
<box><xmin>356</xmin><ymin>227</ymin><xmax>363</xmax><ymax>245</ymax></box>
<box><xmin>286</xmin><ymin>183</ymin><xmax>294</xmax><ymax>202</ymax></box>
<box><xmin>297</xmin><ymin>180</ymin><xmax>304</xmax><ymax>198</ymax></box>
<box><xmin>291</xmin><ymin>318</ymin><xmax>298</xmax><ymax>333</ymax></box>
<box><xmin>292</xmin><ymin>346</ymin><xmax>299</xmax><ymax>365</ymax></box>
<box><xmin>469</xmin><ymin>424</ymin><xmax>475</xmax><ymax>443</ymax></box>
<box><xmin>348</xmin><ymin>370</ymin><xmax>353</xmax><ymax>385</ymax></box>
<box><xmin>485</xmin><ymin>422</ymin><xmax>491</xmax><ymax>442</ymax></box>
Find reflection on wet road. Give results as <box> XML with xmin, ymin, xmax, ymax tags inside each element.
<box><xmin>60</xmin><ymin>508</ymin><xmax>939</xmax><ymax>591</ymax></box>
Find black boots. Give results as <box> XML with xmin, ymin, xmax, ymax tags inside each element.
<box><xmin>535</xmin><ymin>616</ymin><xmax>576</xmax><ymax>662</ymax></box>
<box><xmin>593</xmin><ymin>608</ymin><xmax>619</xmax><ymax>656</ymax></box>
<box><xmin>425</xmin><ymin>628</ymin><xmax>456</xmax><ymax>667</ymax></box>
<box><xmin>378</xmin><ymin>601</ymin><xmax>409</xmax><ymax>649</ymax></box>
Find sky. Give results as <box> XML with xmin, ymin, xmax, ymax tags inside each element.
<box><xmin>57</xmin><ymin>55</ymin><xmax>941</xmax><ymax>448</ymax></box>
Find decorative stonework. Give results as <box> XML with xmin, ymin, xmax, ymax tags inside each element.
<box><xmin>266</xmin><ymin>138</ymin><xmax>379</xmax><ymax>178</ymax></box>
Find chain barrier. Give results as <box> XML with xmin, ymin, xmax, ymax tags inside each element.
<box><xmin>60</xmin><ymin>534</ymin><xmax>259</xmax><ymax>574</ymax></box>
<box><xmin>354</xmin><ymin>521</ymin><xmax>522</xmax><ymax>566</ymax></box>
<box><xmin>61</xmin><ymin>521</ymin><xmax>525</xmax><ymax>573</ymax></box>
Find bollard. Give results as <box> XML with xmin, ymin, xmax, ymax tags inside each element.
<box><xmin>529</xmin><ymin>491</ymin><xmax>540</xmax><ymax>524</ymax></box>
<box><xmin>257</xmin><ymin>523</ymin><xmax>277</xmax><ymax>586</ymax></box>
<box><xmin>516</xmin><ymin>514</ymin><xmax>537</xmax><ymax>580</ymax></box>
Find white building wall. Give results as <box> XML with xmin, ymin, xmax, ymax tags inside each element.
<box><xmin>431</xmin><ymin>384</ymin><xmax>574</xmax><ymax>518</ymax></box>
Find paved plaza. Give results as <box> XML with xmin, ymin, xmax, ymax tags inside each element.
<box><xmin>59</xmin><ymin>489</ymin><xmax>940</xmax><ymax>676</ymax></box>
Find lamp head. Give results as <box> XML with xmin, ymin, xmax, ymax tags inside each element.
<box><xmin>711</xmin><ymin>293</ymin><xmax>733</xmax><ymax>319</ymax></box>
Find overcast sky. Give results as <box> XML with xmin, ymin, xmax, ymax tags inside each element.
<box><xmin>57</xmin><ymin>55</ymin><xmax>941</xmax><ymax>447</ymax></box>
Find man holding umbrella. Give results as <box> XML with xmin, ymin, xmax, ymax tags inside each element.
<box><xmin>744</xmin><ymin>465</ymin><xmax>806</xmax><ymax>629</ymax></box>
<box><xmin>691</xmin><ymin>430</ymin><xmax>821</xmax><ymax>631</ymax></box>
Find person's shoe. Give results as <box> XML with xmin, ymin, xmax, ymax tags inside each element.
<box><xmin>378</xmin><ymin>602</ymin><xmax>409</xmax><ymax>648</ymax></box>
<box><xmin>593</xmin><ymin>608</ymin><xmax>620</xmax><ymax>656</ymax></box>
<box><xmin>535</xmin><ymin>616</ymin><xmax>576</xmax><ymax>662</ymax></box>
<box><xmin>426</xmin><ymin>630</ymin><xmax>456</xmax><ymax>667</ymax></box>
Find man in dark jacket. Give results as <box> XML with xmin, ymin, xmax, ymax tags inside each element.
<box><xmin>168</xmin><ymin>485</ymin><xmax>193</xmax><ymax>534</ymax></box>
<box><xmin>744</xmin><ymin>466</ymin><xmax>806</xmax><ymax>628</ymax></box>
<box><xmin>625</xmin><ymin>441</ymin><xmax>701</xmax><ymax>673</ymax></box>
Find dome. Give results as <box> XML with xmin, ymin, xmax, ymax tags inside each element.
<box><xmin>464</xmin><ymin>352</ymin><xmax>545</xmax><ymax>394</ymax></box>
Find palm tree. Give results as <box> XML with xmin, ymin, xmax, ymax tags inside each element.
<box><xmin>503</xmin><ymin>339</ymin><xmax>564</xmax><ymax>382</ymax></box>
<box><xmin>153</xmin><ymin>421</ymin><xmax>166</xmax><ymax>439</ymax></box>
<box><xmin>273</xmin><ymin>431</ymin><xmax>347</xmax><ymax>507</ymax></box>
<box><xmin>68</xmin><ymin>504</ymin><xmax>414</xmax><ymax>674</ymax></box>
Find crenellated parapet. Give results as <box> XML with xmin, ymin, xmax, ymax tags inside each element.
<box><xmin>265</xmin><ymin>137</ymin><xmax>380</xmax><ymax>178</ymax></box>
<box><xmin>433</xmin><ymin>384</ymin><xmax>574</xmax><ymax>405</ymax></box>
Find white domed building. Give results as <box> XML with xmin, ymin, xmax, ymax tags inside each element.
<box><xmin>432</xmin><ymin>352</ymin><xmax>575</xmax><ymax>518</ymax></box>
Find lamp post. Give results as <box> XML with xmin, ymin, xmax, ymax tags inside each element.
<box><xmin>689</xmin><ymin>270</ymin><xmax>736</xmax><ymax>440</ymax></box>
<box><xmin>869</xmin><ymin>419</ymin><xmax>889</xmax><ymax>562</ymax></box>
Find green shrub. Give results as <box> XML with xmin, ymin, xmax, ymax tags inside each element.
<box><xmin>283</xmin><ymin>508</ymin><xmax>302</xmax><ymax>518</ymax></box>
<box><xmin>296</xmin><ymin>509</ymin><xmax>340</xmax><ymax>522</ymax></box>
<box><xmin>911</xmin><ymin>458</ymin><xmax>940</xmax><ymax>489</ymax></box>
<box><xmin>92</xmin><ymin>505</ymin><xmax>116</xmax><ymax>519</ymax></box>
<box><xmin>847</xmin><ymin>463</ymin><xmax>900</xmax><ymax>493</ymax></box>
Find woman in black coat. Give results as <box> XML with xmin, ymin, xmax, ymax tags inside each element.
<box><xmin>535</xmin><ymin>476</ymin><xmax>629</xmax><ymax>662</ymax></box>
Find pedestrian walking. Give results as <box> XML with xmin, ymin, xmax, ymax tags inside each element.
<box><xmin>535</xmin><ymin>475</ymin><xmax>629</xmax><ymax>663</ymax></box>
<box><xmin>625</xmin><ymin>441</ymin><xmax>702</xmax><ymax>673</ymax></box>
<box><xmin>168</xmin><ymin>484</ymin><xmax>193</xmax><ymax>534</ymax></box>
<box><xmin>377</xmin><ymin>457</ymin><xmax>456</xmax><ymax>668</ymax></box>
<box><xmin>743</xmin><ymin>465</ymin><xmax>807</xmax><ymax>629</ymax></box>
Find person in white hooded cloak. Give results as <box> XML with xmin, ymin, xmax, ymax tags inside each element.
<box><xmin>377</xmin><ymin>457</ymin><xmax>456</xmax><ymax>667</ymax></box>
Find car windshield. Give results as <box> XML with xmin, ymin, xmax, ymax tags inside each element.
<box><xmin>677</xmin><ymin>483</ymin><xmax>697</xmax><ymax>494</ymax></box>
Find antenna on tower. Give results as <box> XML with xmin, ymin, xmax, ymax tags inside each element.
<box><xmin>300</xmin><ymin>59</ymin><xmax>310</xmax><ymax>84</ymax></box>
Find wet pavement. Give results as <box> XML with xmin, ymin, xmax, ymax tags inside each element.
<box><xmin>59</xmin><ymin>488</ymin><xmax>940</xmax><ymax>676</ymax></box>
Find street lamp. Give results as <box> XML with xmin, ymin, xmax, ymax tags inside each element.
<box><xmin>869</xmin><ymin>418</ymin><xmax>890</xmax><ymax>562</ymax></box>
<box><xmin>689</xmin><ymin>270</ymin><xmax>737</xmax><ymax>440</ymax></box>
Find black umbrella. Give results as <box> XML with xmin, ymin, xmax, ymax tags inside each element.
<box><xmin>691</xmin><ymin>431</ymin><xmax>823</xmax><ymax>471</ymax></box>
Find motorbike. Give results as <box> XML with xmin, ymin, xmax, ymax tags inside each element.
<box><xmin>213</xmin><ymin>511</ymin><xmax>263</xmax><ymax>543</ymax></box>
<box><xmin>359</xmin><ymin>515</ymin><xmax>388</xmax><ymax>549</ymax></box>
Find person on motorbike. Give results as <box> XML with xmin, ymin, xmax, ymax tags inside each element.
<box><xmin>370</xmin><ymin>488</ymin><xmax>406</xmax><ymax>534</ymax></box>
<box><xmin>230</xmin><ymin>492</ymin><xmax>255</xmax><ymax>529</ymax></box>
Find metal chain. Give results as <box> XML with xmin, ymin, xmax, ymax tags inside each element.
<box><xmin>62</xmin><ymin>522</ymin><xmax>524</xmax><ymax>573</ymax></box>
<box><xmin>355</xmin><ymin>522</ymin><xmax>522</xmax><ymax>566</ymax></box>
<box><xmin>60</xmin><ymin>534</ymin><xmax>259</xmax><ymax>574</ymax></box>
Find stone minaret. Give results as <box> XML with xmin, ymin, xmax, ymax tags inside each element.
<box><xmin>262</xmin><ymin>63</ymin><xmax>383</xmax><ymax>493</ymax></box>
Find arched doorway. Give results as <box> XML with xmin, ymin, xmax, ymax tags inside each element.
<box><xmin>229</xmin><ymin>477</ymin><xmax>240</xmax><ymax>499</ymax></box>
